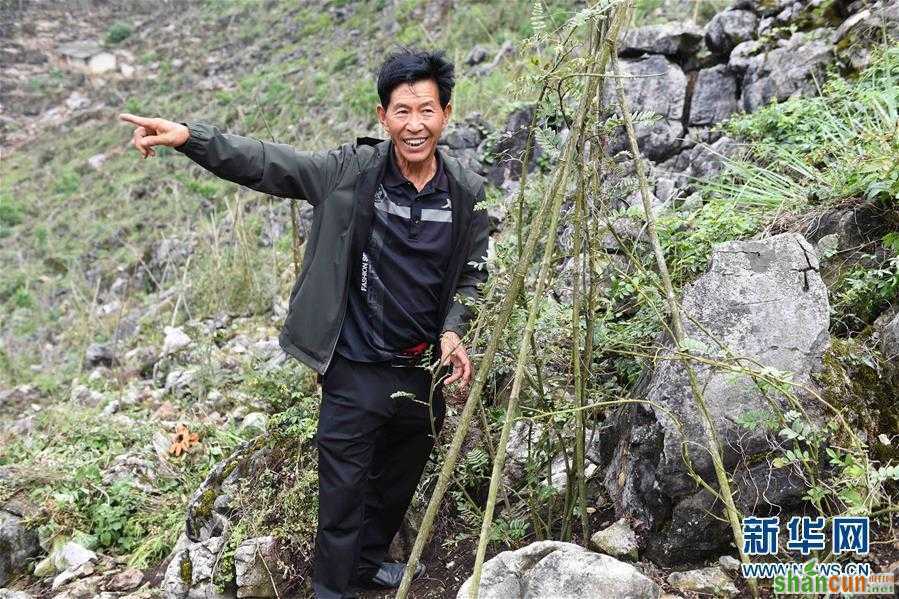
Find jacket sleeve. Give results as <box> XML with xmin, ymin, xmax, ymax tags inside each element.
<box><xmin>173</xmin><ymin>121</ymin><xmax>344</xmax><ymax>206</ymax></box>
<box><xmin>442</xmin><ymin>184</ymin><xmax>490</xmax><ymax>339</ymax></box>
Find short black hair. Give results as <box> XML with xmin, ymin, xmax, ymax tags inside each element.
<box><xmin>376</xmin><ymin>47</ymin><xmax>455</xmax><ymax>110</ymax></box>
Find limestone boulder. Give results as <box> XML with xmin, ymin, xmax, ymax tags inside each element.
<box><xmin>620</xmin><ymin>22</ymin><xmax>704</xmax><ymax>57</ymax></box>
<box><xmin>457</xmin><ymin>541</ymin><xmax>660</xmax><ymax>599</ymax></box>
<box><xmin>741</xmin><ymin>30</ymin><xmax>834</xmax><ymax>112</ymax></box>
<box><xmin>705</xmin><ymin>10</ymin><xmax>758</xmax><ymax>55</ymax></box>
<box><xmin>602</xmin><ymin>233</ymin><xmax>831</xmax><ymax>563</ymax></box>
<box><xmin>0</xmin><ymin>510</ymin><xmax>40</xmax><ymax>587</ymax></box>
<box><xmin>689</xmin><ymin>65</ymin><xmax>739</xmax><ymax>126</ymax></box>
<box><xmin>605</xmin><ymin>55</ymin><xmax>688</xmax><ymax>162</ymax></box>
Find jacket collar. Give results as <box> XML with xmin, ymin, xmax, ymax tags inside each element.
<box><xmin>383</xmin><ymin>142</ymin><xmax>449</xmax><ymax>193</ymax></box>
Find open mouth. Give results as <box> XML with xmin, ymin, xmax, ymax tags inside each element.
<box><xmin>403</xmin><ymin>136</ymin><xmax>428</xmax><ymax>149</ymax></box>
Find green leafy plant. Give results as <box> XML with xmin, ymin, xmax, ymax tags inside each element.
<box><xmin>105</xmin><ymin>22</ymin><xmax>133</xmax><ymax>45</ymax></box>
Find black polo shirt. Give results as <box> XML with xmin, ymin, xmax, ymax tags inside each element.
<box><xmin>335</xmin><ymin>146</ymin><xmax>453</xmax><ymax>362</ymax></box>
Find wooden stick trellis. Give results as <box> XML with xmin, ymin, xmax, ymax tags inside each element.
<box><xmin>397</xmin><ymin>1</ymin><xmax>765</xmax><ymax>597</ymax></box>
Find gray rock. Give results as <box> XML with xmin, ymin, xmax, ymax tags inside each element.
<box><xmin>728</xmin><ymin>39</ymin><xmax>763</xmax><ymax>72</ymax></box>
<box><xmin>162</xmin><ymin>326</ymin><xmax>192</xmax><ymax>356</ymax></box>
<box><xmin>602</xmin><ymin>233</ymin><xmax>830</xmax><ymax>563</ymax></box>
<box><xmin>51</xmin><ymin>568</ymin><xmax>78</xmax><ymax>591</ymax></box>
<box><xmin>84</xmin><ymin>343</ymin><xmax>115</xmax><ymax>368</ymax></box>
<box><xmin>149</xmin><ymin>237</ymin><xmax>194</xmax><ymax>279</ymax></box>
<box><xmin>162</xmin><ymin>536</ymin><xmax>226</xmax><ymax>599</ymax></box>
<box><xmin>87</xmin><ymin>153</ymin><xmax>107</xmax><ymax>170</ymax></box>
<box><xmin>57</xmin><ymin>41</ymin><xmax>102</xmax><ymax>60</ymax></box>
<box><xmin>0</xmin><ymin>590</ymin><xmax>34</xmax><ymax>599</ymax></box>
<box><xmin>52</xmin><ymin>542</ymin><xmax>96</xmax><ymax>573</ymax></box>
<box><xmin>658</xmin><ymin>136</ymin><xmax>741</xmax><ymax>190</ymax></box>
<box><xmin>881</xmin><ymin>312</ymin><xmax>899</xmax><ymax>360</ymax></box>
<box><xmin>689</xmin><ymin>65</ymin><xmax>739</xmax><ymax>126</ymax></box>
<box><xmin>466</xmin><ymin>45</ymin><xmax>488</xmax><ymax>66</ymax></box>
<box><xmin>504</xmin><ymin>420</ymin><xmax>544</xmax><ymax>487</ymax></box>
<box><xmin>88</xmin><ymin>52</ymin><xmax>117</xmax><ymax>75</ymax></box>
<box><xmin>832</xmin><ymin>3</ymin><xmax>899</xmax><ymax>71</ymax></box>
<box><xmin>687</xmin><ymin>135</ymin><xmax>740</xmax><ymax>179</ymax></box>
<box><xmin>732</xmin><ymin>0</ymin><xmax>794</xmax><ymax>16</ymax></box>
<box><xmin>234</xmin><ymin>536</ymin><xmax>283</xmax><ymax>598</ymax></box>
<box><xmin>471</xmin><ymin>40</ymin><xmax>516</xmax><ymax>77</ymax></box>
<box><xmin>654</xmin><ymin>177</ymin><xmax>678</xmax><ymax>206</ymax></box>
<box><xmin>457</xmin><ymin>541</ymin><xmax>660</xmax><ymax>599</ymax></box>
<box><xmin>590</xmin><ymin>518</ymin><xmax>639</xmax><ymax>560</ymax></box>
<box><xmin>33</xmin><ymin>555</ymin><xmax>55</xmax><ymax>578</ymax></box>
<box><xmin>0</xmin><ymin>511</ymin><xmax>40</xmax><ymax>587</ymax></box>
<box><xmin>601</xmin><ymin>218</ymin><xmax>649</xmax><ymax>252</ymax></box>
<box><xmin>488</xmin><ymin>103</ymin><xmax>544</xmax><ymax>182</ymax></box>
<box><xmin>186</xmin><ymin>437</ymin><xmax>268</xmax><ymax>542</ymax></box>
<box><xmin>438</xmin><ymin>146</ymin><xmax>481</xmax><ymax>180</ymax></box>
<box><xmin>441</xmin><ymin>123</ymin><xmax>483</xmax><ymax>150</ymax></box>
<box><xmin>239</xmin><ymin>412</ymin><xmax>268</xmax><ymax>434</ymax></box>
<box><xmin>718</xmin><ymin>555</ymin><xmax>741</xmax><ymax>571</ymax></box>
<box><xmin>668</xmin><ymin>566</ymin><xmax>738</xmax><ymax>597</ymax></box>
<box><xmin>105</xmin><ymin>568</ymin><xmax>144</xmax><ymax>591</ymax></box>
<box><xmin>164</xmin><ymin>369</ymin><xmax>196</xmax><ymax>397</ymax></box>
<box><xmin>816</xmin><ymin>233</ymin><xmax>840</xmax><ymax>261</ymax></box>
<box><xmin>705</xmin><ymin>9</ymin><xmax>758</xmax><ymax>55</ymax></box>
<box><xmin>621</xmin><ymin>22</ymin><xmax>704</xmax><ymax>57</ymax></box>
<box><xmin>741</xmin><ymin>31</ymin><xmax>834</xmax><ymax>112</ymax></box>
<box><xmin>605</xmin><ymin>55</ymin><xmax>688</xmax><ymax>161</ymax></box>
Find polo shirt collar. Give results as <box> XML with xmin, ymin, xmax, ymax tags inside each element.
<box><xmin>383</xmin><ymin>142</ymin><xmax>449</xmax><ymax>193</ymax></box>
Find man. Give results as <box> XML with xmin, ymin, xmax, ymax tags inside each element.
<box><xmin>120</xmin><ymin>47</ymin><xmax>490</xmax><ymax>599</ymax></box>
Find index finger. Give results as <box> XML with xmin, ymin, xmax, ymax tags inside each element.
<box><xmin>119</xmin><ymin>113</ymin><xmax>153</xmax><ymax>127</ymax></box>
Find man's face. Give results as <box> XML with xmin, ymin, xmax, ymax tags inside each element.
<box><xmin>377</xmin><ymin>78</ymin><xmax>451</xmax><ymax>165</ymax></box>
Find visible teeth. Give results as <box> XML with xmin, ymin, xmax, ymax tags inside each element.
<box><xmin>404</xmin><ymin>137</ymin><xmax>426</xmax><ymax>147</ymax></box>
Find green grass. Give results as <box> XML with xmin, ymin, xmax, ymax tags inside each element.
<box><xmin>0</xmin><ymin>401</ymin><xmax>243</xmax><ymax>563</ymax></box>
<box><xmin>720</xmin><ymin>46</ymin><xmax>899</xmax><ymax>208</ymax></box>
<box><xmin>708</xmin><ymin>47</ymin><xmax>899</xmax><ymax>331</ymax></box>
<box><xmin>590</xmin><ymin>46</ymin><xmax>899</xmax><ymax>384</ymax></box>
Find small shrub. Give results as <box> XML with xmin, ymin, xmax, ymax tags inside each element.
<box><xmin>0</xmin><ymin>197</ymin><xmax>24</xmax><ymax>237</ymax></box>
<box><xmin>105</xmin><ymin>22</ymin><xmax>133</xmax><ymax>45</ymax></box>
<box><xmin>54</xmin><ymin>168</ymin><xmax>80</xmax><ymax>196</ymax></box>
<box><xmin>831</xmin><ymin>254</ymin><xmax>899</xmax><ymax>332</ymax></box>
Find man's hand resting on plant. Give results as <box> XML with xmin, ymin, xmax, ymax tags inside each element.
<box><xmin>119</xmin><ymin>113</ymin><xmax>189</xmax><ymax>158</ymax></box>
<box><xmin>440</xmin><ymin>331</ymin><xmax>472</xmax><ymax>390</ymax></box>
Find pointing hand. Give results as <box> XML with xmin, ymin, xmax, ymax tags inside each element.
<box><xmin>118</xmin><ymin>113</ymin><xmax>190</xmax><ymax>159</ymax></box>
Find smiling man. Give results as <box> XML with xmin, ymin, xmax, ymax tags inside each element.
<box><xmin>119</xmin><ymin>48</ymin><xmax>489</xmax><ymax>599</ymax></box>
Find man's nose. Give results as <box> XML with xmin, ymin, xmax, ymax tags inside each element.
<box><xmin>407</xmin><ymin>114</ymin><xmax>424</xmax><ymax>131</ymax></box>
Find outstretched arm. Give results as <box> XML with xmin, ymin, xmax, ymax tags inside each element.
<box><xmin>119</xmin><ymin>113</ymin><xmax>345</xmax><ymax>206</ymax></box>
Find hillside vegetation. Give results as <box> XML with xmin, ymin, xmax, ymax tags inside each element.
<box><xmin>1</xmin><ymin>0</ymin><xmax>897</xmax><ymax>598</ymax></box>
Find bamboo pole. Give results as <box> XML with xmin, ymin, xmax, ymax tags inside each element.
<box><xmin>571</xmin><ymin>136</ymin><xmax>589</xmax><ymax>540</ymax></box>
<box><xmin>467</xmin><ymin>10</ymin><xmax>613</xmax><ymax>596</ymax></box>
<box><xmin>394</xmin><ymin>87</ymin><xmax>576</xmax><ymax>599</ymax></box>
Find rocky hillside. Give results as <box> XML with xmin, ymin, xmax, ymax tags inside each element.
<box><xmin>1</xmin><ymin>0</ymin><xmax>898</xmax><ymax>598</ymax></box>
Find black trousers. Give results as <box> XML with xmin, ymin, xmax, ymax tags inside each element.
<box><xmin>312</xmin><ymin>352</ymin><xmax>446</xmax><ymax>599</ymax></box>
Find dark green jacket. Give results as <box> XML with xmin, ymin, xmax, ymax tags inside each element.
<box><xmin>174</xmin><ymin>122</ymin><xmax>490</xmax><ymax>374</ymax></box>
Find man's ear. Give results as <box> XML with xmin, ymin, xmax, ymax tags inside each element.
<box><xmin>376</xmin><ymin>104</ymin><xmax>387</xmax><ymax>130</ymax></box>
<box><xmin>443</xmin><ymin>101</ymin><xmax>452</xmax><ymax>125</ymax></box>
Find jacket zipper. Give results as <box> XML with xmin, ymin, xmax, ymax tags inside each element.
<box><xmin>321</xmin><ymin>153</ymin><xmax>371</xmax><ymax>375</ymax></box>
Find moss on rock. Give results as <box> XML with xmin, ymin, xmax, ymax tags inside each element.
<box><xmin>179</xmin><ymin>552</ymin><xmax>193</xmax><ymax>584</ymax></box>
<box><xmin>816</xmin><ymin>337</ymin><xmax>898</xmax><ymax>461</ymax></box>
